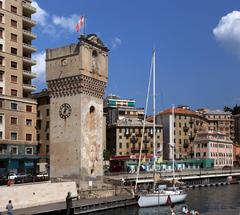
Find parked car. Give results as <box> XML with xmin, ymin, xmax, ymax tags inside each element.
<box><xmin>8</xmin><ymin>173</ymin><xmax>17</xmax><ymax>180</ymax></box>
<box><xmin>36</xmin><ymin>172</ymin><xmax>48</xmax><ymax>178</ymax></box>
<box><xmin>16</xmin><ymin>173</ymin><xmax>29</xmax><ymax>178</ymax></box>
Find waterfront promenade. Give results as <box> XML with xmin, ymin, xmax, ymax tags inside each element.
<box><xmin>1</xmin><ymin>195</ymin><xmax>136</xmax><ymax>215</ymax></box>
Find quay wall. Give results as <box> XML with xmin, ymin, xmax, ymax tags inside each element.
<box><xmin>0</xmin><ymin>181</ymin><xmax>77</xmax><ymax>212</ymax></box>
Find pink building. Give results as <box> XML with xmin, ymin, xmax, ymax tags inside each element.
<box><xmin>193</xmin><ymin>131</ymin><xmax>233</xmax><ymax>167</ymax></box>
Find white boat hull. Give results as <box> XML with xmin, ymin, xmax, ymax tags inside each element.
<box><xmin>138</xmin><ymin>191</ymin><xmax>187</xmax><ymax>208</ymax></box>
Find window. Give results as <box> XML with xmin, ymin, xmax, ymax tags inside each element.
<box><xmin>46</xmin><ymin>121</ymin><xmax>49</xmax><ymax>129</ymax></box>
<box><xmin>11</xmin><ymin>103</ymin><xmax>17</xmax><ymax>110</ymax></box>
<box><xmin>11</xmin><ymin>19</ymin><xmax>17</xmax><ymax>28</ymax></box>
<box><xmin>0</xmin><ymin>56</ymin><xmax>4</xmax><ymax>66</ymax></box>
<box><xmin>37</xmin><ymin>134</ymin><xmax>40</xmax><ymax>141</ymax></box>
<box><xmin>11</xmin><ymin>47</ymin><xmax>17</xmax><ymax>55</ymax></box>
<box><xmin>0</xmin><ymin>115</ymin><xmax>2</xmax><ymax>124</ymax></box>
<box><xmin>11</xmin><ymin>89</ymin><xmax>17</xmax><ymax>96</ymax></box>
<box><xmin>0</xmin><ymin>14</ymin><xmax>3</xmax><ymax>23</ymax></box>
<box><xmin>11</xmin><ymin>75</ymin><xmax>17</xmax><ymax>83</ymax></box>
<box><xmin>46</xmin><ymin>145</ymin><xmax>49</xmax><ymax>153</ymax></box>
<box><xmin>0</xmin><ymin>44</ymin><xmax>2</xmax><ymax>51</ymax></box>
<box><xmin>26</xmin><ymin>119</ymin><xmax>32</xmax><ymax>126</ymax></box>
<box><xmin>46</xmin><ymin>133</ymin><xmax>49</xmax><ymax>140</ymax></box>
<box><xmin>10</xmin><ymin>132</ymin><xmax>17</xmax><ymax>140</ymax></box>
<box><xmin>11</xmin><ymin>61</ymin><xmax>17</xmax><ymax>69</ymax></box>
<box><xmin>11</xmin><ymin>33</ymin><xmax>17</xmax><ymax>42</ymax></box>
<box><xmin>119</xmin><ymin>142</ymin><xmax>122</xmax><ymax>148</ymax></box>
<box><xmin>10</xmin><ymin>6</ymin><xmax>17</xmax><ymax>14</ymax></box>
<box><xmin>0</xmin><ymin>132</ymin><xmax>3</xmax><ymax>139</ymax></box>
<box><xmin>0</xmin><ymin>87</ymin><xmax>2</xmax><ymax>94</ymax></box>
<box><xmin>10</xmin><ymin>146</ymin><xmax>18</xmax><ymax>155</ymax></box>
<box><xmin>0</xmin><ymin>2</ymin><xmax>2</xmax><ymax>9</ymax></box>
<box><xmin>25</xmin><ymin>147</ymin><xmax>33</xmax><ymax>155</ymax></box>
<box><xmin>36</xmin><ymin>120</ymin><xmax>41</xmax><ymax>129</ymax></box>
<box><xmin>0</xmin><ymin>29</ymin><xmax>3</xmax><ymax>38</ymax></box>
<box><xmin>37</xmin><ymin>110</ymin><xmax>40</xmax><ymax>117</ymax></box>
<box><xmin>26</xmin><ymin>105</ymin><xmax>32</xmax><ymax>112</ymax></box>
<box><xmin>0</xmin><ymin>100</ymin><xmax>2</xmax><ymax>108</ymax></box>
<box><xmin>26</xmin><ymin>133</ymin><xmax>32</xmax><ymax>141</ymax></box>
<box><xmin>46</xmin><ymin>109</ymin><xmax>49</xmax><ymax>116</ymax></box>
<box><xmin>10</xmin><ymin>117</ymin><xmax>17</xmax><ymax>125</ymax></box>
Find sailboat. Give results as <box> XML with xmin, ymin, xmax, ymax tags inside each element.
<box><xmin>136</xmin><ymin>51</ymin><xmax>187</xmax><ymax>208</ymax></box>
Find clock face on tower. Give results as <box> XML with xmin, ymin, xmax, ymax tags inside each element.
<box><xmin>59</xmin><ymin>103</ymin><xmax>72</xmax><ymax>119</ymax></box>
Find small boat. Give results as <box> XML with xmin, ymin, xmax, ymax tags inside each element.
<box><xmin>136</xmin><ymin>51</ymin><xmax>187</xmax><ymax>208</ymax></box>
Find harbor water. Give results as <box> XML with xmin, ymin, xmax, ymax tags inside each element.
<box><xmin>89</xmin><ymin>185</ymin><xmax>240</xmax><ymax>215</ymax></box>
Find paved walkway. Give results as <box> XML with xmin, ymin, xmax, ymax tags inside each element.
<box><xmin>1</xmin><ymin>195</ymin><xmax>135</xmax><ymax>215</ymax></box>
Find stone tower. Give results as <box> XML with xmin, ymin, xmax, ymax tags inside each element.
<box><xmin>46</xmin><ymin>34</ymin><xmax>108</xmax><ymax>187</ymax></box>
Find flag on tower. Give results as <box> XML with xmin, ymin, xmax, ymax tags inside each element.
<box><xmin>76</xmin><ymin>16</ymin><xmax>85</xmax><ymax>32</ymax></box>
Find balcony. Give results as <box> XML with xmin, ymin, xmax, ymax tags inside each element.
<box><xmin>23</xmin><ymin>70</ymin><xmax>37</xmax><ymax>79</ymax></box>
<box><xmin>23</xmin><ymin>56</ymin><xmax>36</xmax><ymax>65</ymax></box>
<box><xmin>23</xmin><ymin>43</ymin><xmax>37</xmax><ymax>53</ymax></box>
<box><xmin>23</xmin><ymin>29</ymin><xmax>37</xmax><ymax>40</ymax></box>
<box><xmin>23</xmin><ymin>16</ymin><xmax>36</xmax><ymax>28</ymax></box>
<box><xmin>22</xmin><ymin>1</ymin><xmax>36</xmax><ymax>14</ymax></box>
<box><xmin>23</xmin><ymin>83</ymin><xmax>36</xmax><ymax>92</ymax></box>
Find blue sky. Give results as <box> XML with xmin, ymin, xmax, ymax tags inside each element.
<box><xmin>32</xmin><ymin>0</ymin><xmax>240</xmax><ymax>112</ymax></box>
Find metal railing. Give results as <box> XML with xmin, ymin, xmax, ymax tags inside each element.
<box><xmin>22</xmin><ymin>16</ymin><xmax>36</xmax><ymax>25</ymax></box>
<box><xmin>23</xmin><ymin>43</ymin><xmax>37</xmax><ymax>51</ymax></box>
<box><xmin>22</xmin><ymin>1</ymin><xmax>36</xmax><ymax>13</ymax></box>
<box><xmin>22</xmin><ymin>29</ymin><xmax>36</xmax><ymax>38</ymax></box>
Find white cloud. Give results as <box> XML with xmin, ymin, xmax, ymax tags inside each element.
<box><xmin>213</xmin><ymin>11</ymin><xmax>240</xmax><ymax>58</ymax></box>
<box><xmin>52</xmin><ymin>14</ymin><xmax>79</xmax><ymax>32</ymax></box>
<box><xmin>111</xmin><ymin>37</ymin><xmax>122</xmax><ymax>48</ymax></box>
<box><xmin>32</xmin><ymin>1</ymin><xmax>49</xmax><ymax>26</ymax></box>
<box><xmin>32</xmin><ymin>52</ymin><xmax>46</xmax><ymax>89</ymax></box>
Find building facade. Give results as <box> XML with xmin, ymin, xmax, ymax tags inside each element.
<box><xmin>32</xmin><ymin>89</ymin><xmax>50</xmax><ymax>172</ymax></box>
<box><xmin>193</xmin><ymin>131</ymin><xmax>233</xmax><ymax>167</ymax></box>
<box><xmin>157</xmin><ymin>106</ymin><xmax>208</xmax><ymax>160</ymax></box>
<box><xmin>0</xmin><ymin>0</ymin><xmax>37</xmax><ymax>175</ymax></box>
<box><xmin>234</xmin><ymin>114</ymin><xmax>240</xmax><ymax>145</ymax></box>
<box><xmin>199</xmin><ymin>109</ymin><xmax>235</xmax><ymax>141</ymax></box>
<box><xmin>46</xmin><ymin>34</ymin><xmax>108</xmax><ymax>188</ymax></box>
<box><xmin>105</xmin><ymin>96</ymin><xmax>163</xmax><ymax>159</ymax></box>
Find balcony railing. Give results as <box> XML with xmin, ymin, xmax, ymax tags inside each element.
<box><xmin>23</xmin><ymin>70</ymin><xmax>37</xmax><ymax>78</ymax></box>
<box><xmin>23</xmin><ymin>29</ymin><xmax>37</xmax><ymax>40</ymax></box>
<box><xmin>22</xmin><ymin>1</ymin><xmax>36</xmax><ymax>13</ymax></box>
<box><xmin>23</xmin><ymin>43</ymin><xmax>37</xmax><ymax>52</ymax></box>
<box><xmin>23</xmin><ymin>83</ymin><xmax>36</xmax><ymax>91</ymax></box>
<box><xmin>23</xmin><ymin>16</ymin><xmax>36</xmax><ymax>26</ymax></box>
<box><xmin>23</xmin><ymin>57</ymin><xmax>37</xmax><ymax>65</ymax></box>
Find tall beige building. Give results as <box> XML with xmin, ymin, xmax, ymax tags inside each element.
<box><xmin>0</xmin><ymin>0</ymin><xmax>37</xmax><ymax>175</ymax></box>
<box><xmin>157</xmin><ymin>106</ymin><xmax>208</xmax><ymax>160</ymax></box>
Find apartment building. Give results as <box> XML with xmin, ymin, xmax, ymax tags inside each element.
<box><xmin>198</xmin><ymin>109</ymin><xmax>235</xmax><ymax>141</ymax></box>
<box><xmin>193</xmin><ymin>131</ymin><xmax>233</xmax><ymax>167</ymax></box>
<box><xmin>234</xmin><ymin>114</ymin><xmax>240</xmax><ymax>145</ymax></box>
<box><xmin>0</xmin><ymin>0</ymin><xmax>37</xmax><ymax>175</ymax></box>
<box><xmin>157</xmin><ymin>106</ymin><xmax>209</xmax><ymax>160</ymax></box>
<box><xmin>32</xmin><ymin>90</ymin><xmax>49</xmax><ymax>172</ymax></box>
<box><xmin>105</xmin><ymin>96</ymin><xmax>163</xmax><ymax>158</ymax></box>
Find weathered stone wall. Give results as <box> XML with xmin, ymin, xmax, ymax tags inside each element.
<box><xmin>0</xmin><ymin>181</ymin><xmax>77</xmax><ymax>212</ymax></box>
<box><xmin>50</xmin><ymin>94</ymin><xmax>104</xmax><ymax>182</ymax></box>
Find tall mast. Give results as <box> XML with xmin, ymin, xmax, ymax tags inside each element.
<box><xmin>153</xmin><ymin>50</ymin><xmax>156</xmax><ymax>172</ymax></box>
<box><xmin>152</xmin><ymin>50</ymin><xmax>157</xmax><ymax>189</ymax></box>
<box><xmin>135</xmin><ymin>51</ymin><xmax>153</xmax><ymax>191</ymax></box>
<box><xmin>172</xmin><ymin>104</ymin><xmax>175</xmax><ymax>188</ymax></box>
